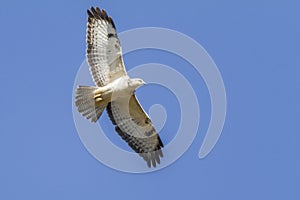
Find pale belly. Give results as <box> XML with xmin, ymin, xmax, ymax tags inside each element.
<box><xmin>96</xmin><ymin>76</ymin><xmax>133</xmax><ymax>101</ymax></box>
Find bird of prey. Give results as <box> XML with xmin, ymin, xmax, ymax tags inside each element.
<box><xmin>75</xmin><ymin>6</ymin><xmax>164</xmax><ymax>167</ymax></box>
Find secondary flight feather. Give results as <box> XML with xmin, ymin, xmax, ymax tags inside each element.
<box><xmin>75</xmin><ymin>6</ymin><xmax>164</xmax><ymax>167</ymax></box>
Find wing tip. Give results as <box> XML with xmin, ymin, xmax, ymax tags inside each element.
<box><xmin>158</xmin><ymin>136</ymin><xmax>164</xmax><ymax>148</ymax></box>
<box><xmin>140</xmin><ymin>150</ymin><xmax>163</xmax><ymax>168</ymax></box>
<box><xmin>114</xmin><ymin>124</ymin><xmax>164</xmax><ymax>168</ymax></box>
<box><xmin>87</xmin><ymin>6</ymin><xmax>116</xmax><ymax>29</ymax></box>
<box><xmin>87</xmin><ymin>9</ymin><xmax>93</xmax><ymax>17</ymax></box>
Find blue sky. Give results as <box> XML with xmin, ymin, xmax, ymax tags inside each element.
<box><xmin>1</xmin><ymin>0</ymin><xmax>300</xmax><ymax>199</ymax></box>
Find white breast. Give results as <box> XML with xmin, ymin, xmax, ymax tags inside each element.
<box><xmin>110</xmin><ymin>76</ymin><xmax>132</xmax><ymax>100</ymax></box>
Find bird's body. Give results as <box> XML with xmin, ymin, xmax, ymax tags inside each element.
<box><xmin>110</xmin><ymin>76</ymin><xmax>145</xmax><ymax>98</ymax></box>
<box><xmin>94</xmin><ymin>76</ymin><xmax>144</xmax><ymax>102</ymax></box>
<box><xmin>75</xmin><ymin>6</ymin><xmax>164</xmax><ymax>167</ymax></box>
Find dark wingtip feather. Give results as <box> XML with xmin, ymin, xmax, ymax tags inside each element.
<box><xmin>158</xmin><ymin>149</ymin><xmax>163</xmax><ymax>157</ymax></box>
<box><xmin>87</xmin><ymin>9</ymin><xmax>93</xmax><ymax>17</ymax></box>
<box><xmin>108</xmin><ymin>16</ymin><xmax>116</xmax><ymax>29</ymax></box>
<box><xmin>158</xmin><ymin>136</ymin><xmax>164</xmax><ymax>148</ymax></box>
<box><xmin>90</xmin><ymin>7</ymin><xmax>98</xmax><ymax>18</ymax></box>
<box><xmin>101</xmin><ymin>9</ymin><xmax>109</xmax><ymax>20</ymax></box>
<box><xmin>87</xmin><ymin>6</ymin><xmax>116</xmax><ymax>29</ymax></box>
<box><xmin>96</xmin><ymin>7</ymin><xmax>101</xmax><ymax>14</ymax></box>
<box><xmin>146</xmin><ymin>158</ymin><xmax>151</xmax><ymax>168</ymax></box>
<box><xmin>155</xmin><ymin>151</ymin><xmax>161</xmax><ymax>164</ymax></box>
<box><xmin>90</xmin><ymin>6</ymin><xmax>96</xmax><ymax>13</ymax></box>
<box><xmin>151</xmin><ymin>153</ymin><xmax>156</xmax><ymax>168</ymax></box>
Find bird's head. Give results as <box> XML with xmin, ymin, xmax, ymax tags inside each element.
<box><xmin>128</xmin><ymin>78</ymin><xmax>146</xmax><ymax>89</ymax></box>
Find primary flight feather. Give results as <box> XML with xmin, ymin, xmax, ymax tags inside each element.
<box><xmin>75</xmin><ymin>6</ymin><xmax>164</xmax><ymax>167</ymax></box>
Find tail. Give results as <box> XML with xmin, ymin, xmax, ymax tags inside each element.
<box><xmin>75</xmin><ymin>86</ymin><xmax>108</xmax><ymax>122</ymax></box>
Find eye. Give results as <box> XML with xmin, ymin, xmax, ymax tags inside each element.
<box><xmin>127</xmin><ymin>80</ymin><xmax>132</xmax><ymax>86</ymax></box>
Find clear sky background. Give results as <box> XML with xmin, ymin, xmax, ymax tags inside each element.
<box><xmin>1</xmin><ymin>0</ymin><xmax>299</xmax><ymax>199</ymax></box>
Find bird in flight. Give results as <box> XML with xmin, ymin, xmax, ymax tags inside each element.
<box><xmin>75</xmin><ymin>6</ymin><xmax>164</xmax><ymax>168</ymax></box>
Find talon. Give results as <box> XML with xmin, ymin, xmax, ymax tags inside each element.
<box><xmin>95</xmin><ymin>97</ymin><xmax>102</xmax><ymax>102</ymax></box>
<box><xmin>94</xmin><ymin>93</ymin><xmax>102</xmax><ymax>98</ymax></box>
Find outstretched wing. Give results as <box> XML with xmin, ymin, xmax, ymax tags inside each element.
<box><xmin>86</xmin><ymin>6</ymin><xmax>127</xmax><ymax>87</ymax></box>
<box><xmin>107</xmin><ymin>95</ymin><xmax>164</xmax><ymax>168</ymax></box>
